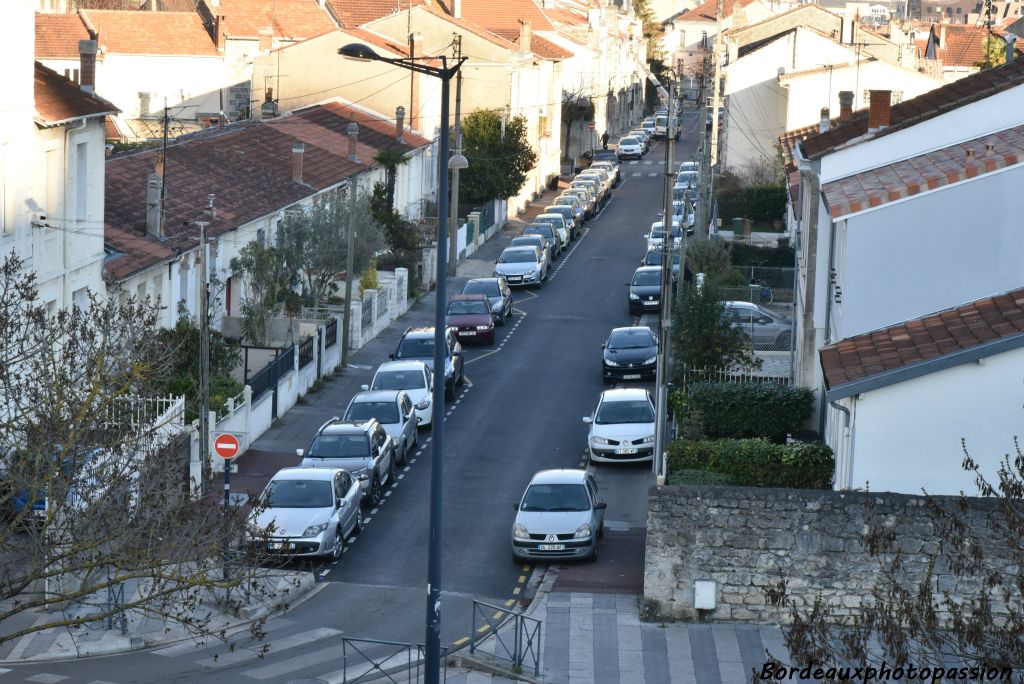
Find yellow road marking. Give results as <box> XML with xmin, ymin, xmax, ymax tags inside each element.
<box><xmin>512</xmin><ymin>587</ymin><xmax>521</xmax><ymax>595</ymax></box>
<box><xmin>523</xmin><ymin>564</ymin><xmax>531</xmax><ymax>572</ymax></box>
<box><xmin>518</xmin><ymin>575</ymin><xmax>526</xmax><ymax>583</ymax></box>
<box><xmin>505</xmin><ymin>599</ymin><xmax>516</xmax><ymax>606</ymax></box>
<box><xmin>453</xmin><ymin>637</ymin><xmax>470</xmax><ymax>646</ymax></box>
<box><xmin>477</xmin><ymin>625</ymin><xmax>491</xmax><ymax>633</ymax></box>
<box><xmin>493</xmin><ymin>611</ymin><xmax>505</xmax><ymax>620</ymax></box>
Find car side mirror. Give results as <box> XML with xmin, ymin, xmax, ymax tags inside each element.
<box><xmin>337</xmin><ymin>498</ymin><xmax>346</xmax><ymax>508</ymax></box>
<box><xmin>360</xmin><ymin>384</ymin><xmax>369</xmax><ymax>391</ymax></box>
<box><xmin>582</xmin><ymin>416</ymin><xmax>593</xmax><ymax>424</ymax></box>
<box><xmin>388</xmin><ymin>353</ymin><xmax>395</xmax><ymax>360</ymax></box>
<box><xmin>512</xmin><ymin>502</ymin><xmax>520</xmax><ymax>510</ymax></box>
<box><xmin>601</xmin><ymin>343</ymin><xmax>606</xmax><ymax>349</ymax></box>
<box><xmin>417</xmin><ymin>416</ymin><xmax>423</xmax><ymax>424</ymax></box>
<box><xmin>595</xmin><ymin>502</ymin><xmax>607</xmax><ymax>510</ymax></box>
<box><xmin>759</xmin><ymin>317</ymin><xmax>772</xmax><ymax>325</ymax></box>
<box><xmin>296</xmin><ymin>448</ymin><xmax>305</xmax><ymax>458</ymax></box>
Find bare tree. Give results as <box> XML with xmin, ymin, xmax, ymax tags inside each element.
<box><xmin>0</xmin><ymin>252</ymin><xmax>283</xmax><ymax>647</ymax></box>
<box><xmin>781</xmin><ymin>441</ymin><xmax>1024</xmax><ymax>677</ymax></box>
<box><xmin>561</xmin><ymin>80</ymin><xmax>594</xmax><ymax>162</ymax></box>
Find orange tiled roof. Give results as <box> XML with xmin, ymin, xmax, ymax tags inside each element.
<box><xmin>436</xmin><ymin>0</ymin><xmax>554</xmax><ymax>32</ymax></box>
<box><xmin>81</xmin><ymin>9</ymin><xmax>218</xmax><ymax>55</ymax></box>
<box><xmin>821</xmin><ymin>124</ymin><xmax>1024</xmax><ymax>218</ymax></box>
<box><xmin>103</xmin><ymin>99</ymin><xmax>429</xmax><ymax>281</ymax></box>
<box><xmin>413</xmin><ymin>4</ymin><xmax>521</xmax><ymax>50</ymax></box>
<box><xmin>210</xmin><ymin>0</ymin><xmax>337</xmax><ymax>38</ymax></box>
<box><xmin>34</xmin><ymin>61</ymin><xmax>119</xmax><ymax>125</ymax></box>
<box><xmin>820</xmin><ymin>288</ymin><xmax>1024</xmax><ymax>397</ymax></box>
<box><xmin>545</xmin><ymin>7</ymin><xmax>588</xmax><ymax>26</ymax></box>
<box><xmin>328</xmin><ymin>0</ymin><xmax>429</xmax><ymax>28</ymax></box>
<box><xmin>35</xmin><ymin>13</ymin><xmax>91</xmax><ymax>59</ymax></box>
<box><xmin>800</xmin><ymin>59</ymin><xmax>1024</xmax><ymax>160</ymax></box>
<box><xmin>490</xmin><ymin>28</ymin><xmax>573</xmax><ymax>59</ymax></box>
<box><xmin>337</xmin><ymin>27</ymin><xmax>412</xmax><ymax>55</ymax></box>
<box><xmin>677</xmin><ymin>0</ymin><xmax>755</xmax><ymax>23</ymax></box>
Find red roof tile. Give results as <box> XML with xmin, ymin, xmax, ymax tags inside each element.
<box><xmin>81</xmin><ymin>9</ymin><xmax>218</xmax><ymax>55</ymax></box>
<box><xmin>338</xmin><ymin>27</ymin><xmax>411</xmax><ymax>55</ymax></box>
<box><xmin>34</xmin><ymin>61</ymin><xmax>119</xmax><ymax>125</ymax></box>
<box><xmin>439</xmin><ymin>0</ymin><xmax>554</xmax><ymax>32</ymax></box>
<box><xmin>489</xmin><ymin>28</ymin><xmax>573</xmax><ymax>59</ymax></box>
<box><xmin>677</xmin><ymin>0</ymin><xmax>756</xmax><ymax>23</ymax></box>
<box><xmin>329</xmin><ymin>0</ymin><xmax>429</xmax><ymax>28</ymax></box>
<box><xmin>208</xmin><ymin>0</ymin><xmax>336</xmax><ymax>38</ymax></box>
<box><xmin>822</xmin><ymin>124</ymin><xmax>1024</xmax><ymax>218</ymax></box>
<box><xmin>103</xmin><ymin>99</ymin><xmax>430</xmax><ymax>280</ymax></box>
<box><xmin>800</xmin><ymin>59</ymin><xmax>1024</xmax><ymax>160</ymax></box>
<box><xmin>35</xmin><ymin>13</ymin><xmax>91</xmax><ymax>59</ymax></box>
<box><xmin>545</xmin><ymin>7</ymin><xmax>588</xmax><ymax>26</ymax></box>
<box><xmin>820</xmin><ymin>288</ymin><xmax>1024</xmax><ymax>392</ymax></box>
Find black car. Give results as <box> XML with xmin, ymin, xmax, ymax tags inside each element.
<box><xmin>461</xmin><ymin>277</ymin><xmax>513</xmax><ymax>325</ymax></box>
<box><xmin>602</xmin><ymin>326</ymin><xmax>658</xmax><ymax>383</ymax></box>
<box><xmin>628</xmin><ymin>266</ymin><xmax>662</xmax><ymax>315</ymax></box>
<box><xmin>390</xmin><ymin>326</ymin><xmax>464</xmax><ymax>400</ymax></box>
<box><xmin>641</xmin><ymin>248</ymin><xmax>681</xmax><ymax>283</ymax></box>
<box><xmin>523</xmin><ymin>223</ymin><xmax>563</xmax><ymax>258</ymax></box>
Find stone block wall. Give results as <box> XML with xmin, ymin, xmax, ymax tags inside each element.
<box><xmin>644</xmin><ymin>485</ymin><xmax>1005</xmax><ymax>623</ymax></box>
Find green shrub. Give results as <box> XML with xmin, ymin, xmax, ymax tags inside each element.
<box><xmin>741</xmin><ymin>184</ymin><xmax>787</xmax><ymax>223</ymax></box>
<box><xmin>667</xmin><ymin>438</ymin><xmax>833</xmax><ymax>489</ymax></box>
<box><xmin>682</xmin><ymin>382</ymin><xmax>814</xmax><ymax>442</ymax></box>
<box><xmin>727</xmin><ymin>243</ymin><xmax>794</xmax><ymax>268</ymax></box>
<box><xmin>667</xmin><ymin>469</ymin><xmax>736</xmax><ymax>486</ymax></box>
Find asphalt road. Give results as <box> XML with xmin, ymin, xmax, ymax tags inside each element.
<box><xmin>4</xmin><ymin>114</ymin><xmax>702</xmax><ymax>684</ymax></box>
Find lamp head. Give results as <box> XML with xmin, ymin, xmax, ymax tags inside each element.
<box><xmin>448</xmin><ymin>154</ymin><xmax>469</xmax><ymax>171</ymax></box>
<box><xmin>338</xmin><ymin>43</ymin><xmax>380</xmax><ymax>62</ymax></box>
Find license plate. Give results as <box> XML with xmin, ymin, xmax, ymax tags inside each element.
<box><xmin>461</xmin><ymin>331</ymin><xmax>476</xmax><ymax>336</ymax></box>
<box><xmin>616</xmin><ymin>448</ymin><xmax>638</xmax><ymax>455</ymax></box>
<box><xmin>645</xmin><ymin>301</ymin><xmax>659</xmax><ymax>306</ymax></box>
<box><xmin>270</xmin><ymin>542</ymin><xmax>290</xmax><ymax>550</ymax></box>
<box><xmin>539</xmin><ymin>544</ymin><xmax>564</xmax><ymax>551</ymax></box>
<box><xmin>508</xmin><ymin>277</ymin><xmax>522</xmax><ymax>283</ymax></box>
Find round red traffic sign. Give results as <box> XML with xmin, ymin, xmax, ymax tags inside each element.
<box><xmin>214</xmin><ymin>433</ymin><xmax>240</xmax><ymax>459</ymax></box>
<box><xmin>588</xmin><ymin>121</ymin><xmax>595</xmax><ymax>129</ymax></box>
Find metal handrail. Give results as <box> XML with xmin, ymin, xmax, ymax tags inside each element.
<box><xmin>469</xmin><ymin>599</ymin><xmax>542</xmax><ymax>675</ymax></box>
<box><xmin>341</xmin><ymin>637</ymin><xmax>447</xmax><ymax>684</ymax></box>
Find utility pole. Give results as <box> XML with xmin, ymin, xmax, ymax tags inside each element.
<box><xmin>341</xmin><ymin>123</ymin><xmax>360</xmax><ymax>367</ymax></box>
<box><xmin>447</xmin><ymin>34</ymin><xmax>463</xmax><ymax>277</ymax></box>
<box><xmin>196</xmin><ymin>194</ymin><xmax>215</xmax><ymax>492</ymax></box>
<box><xmin>709</xmin><ymin>0</ymin><xmax>724</xmax><ymax>176</ymax></box>
<box><xmin>695</xmin><ymin>39</ymin><xmax>713</xmax><ymax>239</ymax></box>
<box><xmin>654</xmin><ymin>77</ymin><xmax>676</xmax><ymax>481</ymax></box>
<box><xmin>159</xmin><ymin>100</ymin><xmax>169</xmax><ymax>237</ymax></box>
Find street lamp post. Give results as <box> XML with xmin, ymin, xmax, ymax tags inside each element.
<box><xmin>339</xmin><ymin>43</ymin><xmax>467</xmax><ymax>684</ymax></box>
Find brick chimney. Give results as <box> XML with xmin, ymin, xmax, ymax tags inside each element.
<box><xmin>291</xmin><ymin>143</ymin><xmax>305</xmax><ymax>183</ymax></box>
<box><xmin>819</xmin><ymin>107</ymin><xmax>830</xmax><ymax>133</ymax></box>
<box><xmin>258</xmin><ymin>27</ymin><xmax>272</xmax><ymax>52</ymax></box>
<box><xmin>215</xmin><ymin>15</ymin><xmax>227</xmax><ymax>51</ymax></box>
<box><xmin>519</xmin><ymin>20</ymin><xmax>532</xmax><ymax>54</ymax></box>
<box><xmin>395</xmin><ymin>105</ymin><xmax>406</xmax><ymax>143</ymax></box>
<box><xmin>79</xmin><ymin>39</ymin><xmax>97</xmax><ymax>94</ymax></box>
<box><xmin>939</xmin><ymin>23</ymin><xmax>946</xmax><ymax>48</ymax></box>
<box><xmin>409</xmin><ymin>34</ymin><xmax>422</xmax><ymax>131</ymax></box>
<box><xmin>452</xmin><ymin>0</ymin><xmax>461</xmax><ymax>19</ymax></box>
<box><xmin>260</xmin><ymin>87</ymin><xmax>279</xmax><ymax>119</ymax></box>
<box><xmin>867</xmin><ymin>90</ymin><xmax>891</xmax><ymax>131</ymax></box>
<box><xmin>347</xmin><ymin>122</ymin><xmax>360</xmax><ymax>163</ymax></box>
<box><xmin>838</xmin><ymin>90</ymin><xmax>854</xmax><ymax>120</ymax></box>
<box><xmin>146</xmin><ymin>157</ymin><xmax>163</xmax><ymax>238</ymax></box>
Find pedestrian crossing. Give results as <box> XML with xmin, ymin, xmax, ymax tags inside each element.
<box><xmin>626</xmin><ymin>160</ymin><xmax>660</xmax><ymax>165</ymax></box>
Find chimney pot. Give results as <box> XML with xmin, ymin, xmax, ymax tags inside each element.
<box><xmin>260</xmin><ymin>88</ymin><xmax>278</xmax><ymax>119</ymax></box>
<box><xmin>867</xmin><ymin>89</ymin><xmax>891</xmax><ymax>131</ymax></box>
<box><xmin>838</xmin><ymin>90</ymin><xmax>854</xmax><ymax>120</ymax></box>
<box><xmin>965</xmin><ymin>148</ymin><xmax>975</xmax><ymax>158</ymax></box>
<box><xmin>146</xmin><ymin>170</ymin><xmax>163</xmax><ymax>238</ymax></box>
<box><xmin>258</xmin><ymin>27</ymin><xmax>273</xmax><ymax>52</ymax></box>
<box><xmin>396</xmin><ymin>106</ymin><xmax>406</xmax><ymax>143</ymax></box>
<box><xmin>79</xmin><ymin>39</ymin><xmax>98</xmax><ymax>93</ymax></box>
<box><xmin>292</xmin><ymin>142</ymin><xmax>305</xmax><ymax>183</ymax></box>
<box><xmin>347</xmin><ymin>122</ymin><xmax>360</xmax><ymax>163</ymax></box>
<box><xmin>985</xmin><ymin>142</ymin><xmax>995</xmax><ymax>155</ymax></box>
<box><xmin>819</xmin><ymin>107</ymin><xmax>830</xmax><ymax>133</ymax></box>
<box><xmin>215</xmin><ymin>15</ymin><xmax>227</xmax><ymax>51</ymax></box>
<box><xmin>519</xmin><ymin>20</ymin><xmax>532</xmax><ymax>54</ymax></box>
<box><xmin>452</xmin><ymin>0</ymin><xmax>461</xmax><ymax>19</ymax></box>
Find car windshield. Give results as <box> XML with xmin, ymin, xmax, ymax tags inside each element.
<box><xmin>306</xmin><ymin>433</ymin><xmax>370</xmax><ymax>458</ymax></box>
<box><xmin>656</xmin><ymin>116</ymin><xmax>667</xmax><ymax>126</ymax></box>
<box><xmin>345</xmin><ymin>400</ymin><xmax>400</xmax><ymax>424</ymax></box>
<box><xmin>554</xmin><ymin>197</ymin><xmax>576</xmax><ymax>207</ymax></box>
<box><xmin>498</xmin><ymin>249</ymin><xmax>537</xmax><ymax>264</ymax></box>
<box><xmin>595</xmin><ymin>399</ymin><xmax>655</xmax><ymax>425</ymax></box>
<box><xmin>520</xmin><ymin>484</ymin><xmax>591</xmax><ymax>512</ymax></box>
<box><xmin>620</xmin><ymin>137</ymin><xmax>638</xmax><ymax>145</ymax></box>
<box><xmin>632</xmin><ymin>271</ymin><xmax>660</xmax><ymax>286</ymax></box>
<box><xmin>608</xmin><ymin>330</ymin><xmax>655</xmax><ymax>349</ymax></box>
<box><xmin>397</xmin><ymin>337</ymin><xmax>434</xmax><ymax>358</ymax></box>
<box><xmin>525</xmin><ymin>226</ymin><xmax>554</xmax><ymax>239</ymax></box>
<box><xmin>372</xmin><ymin>370</ymin><xmax>426</xmax><ymax>390</ymax></box>
<box><xmin>511</xmin><ymin>238</ymin><xmax>542</xmax><ymax>250</ymax></box>
<box><xmin>644</xmin><ymin>252</ymin><xmax>680</xmax><ymax>266</ymax></box>
<box><xmin>463</xmin><ymin>281</ymin><xmax>499</xmax><ymax>297</ymax></box>
<box><xmin>263</xmin><ymin>479</ymin><xmax>334</xmax><ymax>508</ymax></box>
<box><xmin>448</xmin><ymin>300</ymin><xmax>490</xmax><ymax>315</ymax></box>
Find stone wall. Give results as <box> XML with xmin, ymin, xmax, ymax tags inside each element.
<box><xmin>644</xmin><ymin>485</ymin><xmax>1005</xmax><ymax>623</ymax></box>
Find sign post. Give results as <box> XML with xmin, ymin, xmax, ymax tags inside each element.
<box><xmin>214</xmin><ymin>433</ymin><xmax>240</xmax><ymax>510</ymax></box>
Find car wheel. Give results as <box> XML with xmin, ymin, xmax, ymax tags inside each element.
<box><xmin>505</xmin><ymin>304</ymin><xmax>513</xmax><ymax>321</ymax></box>
<box><xmin>387</xmin><ymin>457</ymin><xmax>396</xmax><ymax>486</ymax></box>
<box><xmin>329</xmin><ymin>528</ymin><xmax>343</xmax><ymax>560</ymax></box>
<box><xmin>396</xmin><ymin>441</ymin><xmax>407</xmax><ymax>468</ymax></box>
<box><xmin>586</xmin><ymin>543</ymin><xmax>598</xmax><ymax>563</ymax></box>
<box><xmin>457</xmin><ymin>364</ymin><xmax>465</xmax><ymax>386</ymax></box>
<box><xmin>445</xmin><ymin>382</ymin><xmax>455</xmax><ymax>401</ymax></box>
<box><xmin>363</xmin><ymin>477</ymin><xmax>381</xmax><ymax>508</ymax></box>
<box><xmin>353</xmin><ymin>508</ymin><xmax>363</xmax><ymax>534</ymax></box>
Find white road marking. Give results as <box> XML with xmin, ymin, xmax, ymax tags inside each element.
<box><xmin>370</xmin><ymin>508</ymin><xmax>379</xmax><ymax>515</ymax></box>
<box><xmin>648</xmin><ymin>172</ymin><xmax>658</xmax><ymax>177</ymax></box>
<box><xmin>631</xmin><ymin>172</ymin><xmax>641</xmax><ymax>176</ymax></box>
<box><xmin>363</xmin><ymin>517</ymin><xmax>372</xmax><ymax>523</ymax></box>
<box><xmin>195</xmin><ymin>628</ymin><xmax>342</xmax><ymax>668</ymax></box>
<box><xmin>397</xmin><ymin>473</ymin><xmax>405</xmax><ymax>480</ymax></box>
<box><xmin>240</xmin><ymin>645</ymin><xmax>343</xmax><ymax>680</ymax></box>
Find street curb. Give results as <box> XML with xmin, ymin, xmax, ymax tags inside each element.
<box><xmin>448</xmin><ymin>652</ymin><xmax>539</xmax><ymax>683</ymax></box>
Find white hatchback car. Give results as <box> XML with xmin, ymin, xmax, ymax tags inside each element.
<box><xmin>616</xmin><ymin>136</ymin><xmax>643</xmax><ymax>160</ymax></box>
<box><xmin>583</xmin><ymin>388</ymin><xmax>656</xmax><ymax>464</ymax></box>
<box><xmin>364</xmin><ymin>361</ymin><xmax>433</xmax><ymax>428</ymax></box>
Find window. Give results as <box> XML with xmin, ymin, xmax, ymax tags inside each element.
<box><xmin>75</xmin><ymin>142</ymin><xmax>88</xmax><ymax>221</ymax></box>
<box><xmin>137</xmin><ymin>282</ymin><xmax>146</xmax><ymax>301</ymax></box>
<box><xmin>956</xmin><ymin>7</ymin><xmax>961</xmax><ymax>12</ymax></box>
<box><xmin>72</xmin><ymin>287</ymin><xmax>89</xmax><ymax>311</ymax></box>
<box><xmin>152</xmin><ymin>275</ymin><xmax>162</xmax><ymax>304</ymax></box>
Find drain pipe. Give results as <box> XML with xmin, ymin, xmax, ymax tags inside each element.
<box><xmin>828</xmin><ymin>398</ymin><xmax>851</xmax><ymax>489</ymax></box>
<box><xmin>818</xmin><ymin>203</ymin><xmax>839</xmax><ymax>438</ymax></box>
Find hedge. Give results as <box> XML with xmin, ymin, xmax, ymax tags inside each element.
<box><xmin>667</xmin><ymin>438</ymin><xmax>834</xmax><ymax>489</ymax></box>
<box><xmin>742</xmin><ymin>184</ymin><xmax>787</xmax><ymax>223</ymax></box>
<box><xmin>680</xmin><ymin>382</ymin><xmax>814</xmax><ymax>442</ymax></box>
<box><xmin>727</xmin><ymin>243</ymin><xmax>795</xmax><ymax>268</ymax></box>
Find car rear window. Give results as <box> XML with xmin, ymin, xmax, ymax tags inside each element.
<box><xmin>372</xmin><ymin>370</ymin><xmax>425</xmax><ymax>390</ymax></box>
<box><xmin>307</xmin><ymin>434</ymin><xmax>370</xmax><ymax>458</ymax></box>
<box><xmin>448</xmin><ymin>300</ymin><xmax>490</xmax><ymax>316</ymax></box>
<box><xmin>345</xmin><ymin>400</ymin><xmax>400</xmax><ymax>424</ymax></box>
<box><xmin>397</xmin><ymin>337</ymin><xmax>434</xmax><ymax>358</ymax></box>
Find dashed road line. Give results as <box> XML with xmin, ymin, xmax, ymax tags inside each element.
<box><xmin>453</xmin><ymin>637</ymin><xmax>470</xmax><ymax>646</ymax></box>
<box><xmin>631</xmin><ymin>171</ymin><xmax>641</xmax><ymax>176</ymax></box>
<box><xmin>370</xmin><ymin>507</ymin><xmax>379</xmax><ymax>515</ymax></box>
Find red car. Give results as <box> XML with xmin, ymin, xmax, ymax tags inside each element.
<box><xmin>445</xmin><ymin>294</ymin><xmax>495</xmax><ymax>344</ymax></box>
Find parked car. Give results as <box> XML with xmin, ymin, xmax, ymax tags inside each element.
<box><xmin>510</xmin><ymin>235</ymin><xmax>552</xmax><ymax>271</ymax></box>
<box><xmin>578</xmin><ymin>169</ymin><xmax>613</xmax><ymax>201</ymax></box>
<box><xmin>602</xmin><ymin>326</ymin><xmax>658</xmax><ymax>383</ymax></box>
<box><xmin>390</xmin><ymin>326</ymin><xmax>464</xmax><ymax>400</ymax></box>
<box><xmin>461</xmin><ymin>277</ymin><xmax>512</xmax><ymax>325</ymax></box>
<box><xmin>568</xmin><ymin>181</ymin><xmax>600</xmax><ymax>214</ymax></box>
<box><xmin>534</xmin><ymin>213</ymin><xmax>570</xmax><ymax>249</ymax></box>
<box><xmin>494</xmin><ymin>245</ymin><xmax>547</xmax><ymax>289</ymax></box>
<box><xmin>677</xmin><ymin>161</ymin><xmax>699</xmax><ymax>175</ymax></box>
<box><xmin>645</xmin><ymin>222</ymin><xmax>683</xmax><ymax>250</ymax></box>
<box><xmin>523</xmin><ymin>223</ymin><xmax>563</xmax><ymax>258</ymax></box>
<box><xmin>630</xmin><ymin>128</ymin><xmax>651</xmax><ymax>152</ymax></box>
<box><xmin>616</xmin><ymin>136</ymin><xmax>643</xmax><ymax>160</ymax></box>
<box><xmin>563</xmin><ymin>188</ymin><xmax>596</xmax><ymax>219</ymax></box>
<box><xmin>640</xmin><ymin>247</ymin><xmax>681</xmax><ymax>282</ymax></box>
<box><xmin>542</xmin><ymin>205</ymin><xmax>580</xmax><ymax>239</ymax></box>
<box><xmin>582</xmin><ymin>388</ymin><xmax>656</xmax><ymax>464</ymax></box>
<box><xmin>589</xmin><ymin>157</ymin><xmax>621</xmax><ymax>186</ymax></box>
<box><xmin>675</xmin><ymin>170</ymin><xmax>698</xmax><ymax>190</ymax></box>
<box><xmin>628</xmin><ymin>266</ymin><xmax>662</xmax><ymax>314</ymax></box>
<box><xmin>343</xmin><ymin>390</ymin><xmax>418</xmax><ymax>466</ymax></box>
<box><xmin>250</xmin><ymin>467</ymin><xmax>362</xmax><ymax>561</ymax></box>
<box><xmin>298</xmin><ymin>418</ymin><xmax>396</xmax><ymax>508</ymax></box>
<box><xmin>552</xmin><ymin>194</ymin><xmax>585</xmax><ymax>227</ymax></box>
<box><xmin>724</xmin><ymin>301</ymin><xmax>794</xmax><ymax>350</ymax></box>
<box><xmin>445</xmin><ymin>293</ymin><xmax>496</xmax><ymax>345</ymax></box>
<box><xmin>364</xmin><ymin>361</ymin><xmax>433</xmax><ymax>428</ymax></box>
<box><xmin>642</xmin><ymin>117</ymin><xmax>656</xmax><ymax>137</ymax></box>
<box><xmin>511</xmin><ymin>469</ymin><xmax>605</xmax><ymax>562</ymax></box>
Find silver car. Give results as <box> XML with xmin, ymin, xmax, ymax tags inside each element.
<box><xmin>583</xmin><ymin>388</ymin><xmax>656</xmax><ymax>464</ymax></box>
<box><xmin>510</xmin><ymin>235</ymin><xmax>552</xmax><ymax>270</ymax></box>
<box><xmin>364</xmin><ymin>361</ymin><xmax>433</xmax><ymax>428</ymax></box>
<box><xmin>553</xmin><ymin>194</ymin><xmax>585</xmax><ymax>227</ymax></box>
<box><xmin>724</xmin><ymin>301</ymin><xmax>794</xmax><ymax>351</ymax></box>
<box><xmin>511</xmin><ymin>469</ymin><xmax>605</xmax><ymax>563</ymax></box>
<box><xmin>250</xmin><ymin>467</ymin><xmax>362</xmax><ymax>561</ymax></box>
<box><xmin>535</xmin><ymin>213</ymin><xmax>570</xmax><ymax>250</ymax></box>
<box><xmin>343</xmin><ymin>390</ymin><xmax>418</xmax><ymax>466</ymax></box>
<box><xmin>494</xmin><ymin>246</ymin><xmax>547</xmax><ymax>287</ymax></box>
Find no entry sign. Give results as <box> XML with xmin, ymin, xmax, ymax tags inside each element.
<box><xmin>214</xmin><ymin>433</ymin><xmax>240</xmax><ymax>459</ymax></box>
